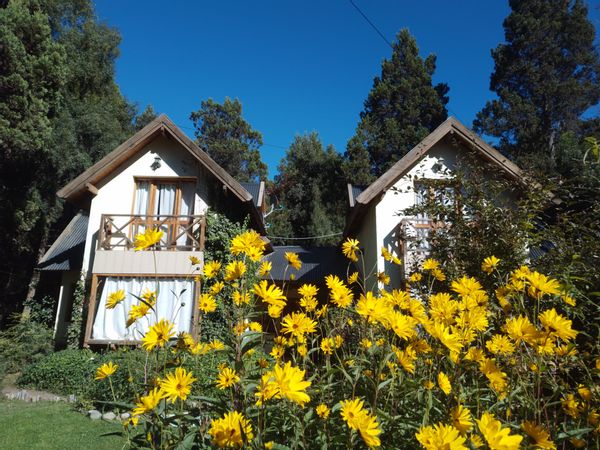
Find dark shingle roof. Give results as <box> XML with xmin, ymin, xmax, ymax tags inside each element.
<box><xmin>264</xmin><ymin>245</ymin><xmax>348</xmax><ymax>283</ymax></box>
<box><xmin>38</xmin><ymin>212</ymin><xmax>88</xmax><ymax>271</ymax></box>
<box><xmin>239</xmin><ymin>182</ymin><xmax>262</xmax><ymax>208</ymax></box>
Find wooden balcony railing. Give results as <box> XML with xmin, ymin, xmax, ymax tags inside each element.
<box><xmin>98</xmin><ymin>214</ymin><xmax>206</xmax><ymax>251</ymax></box>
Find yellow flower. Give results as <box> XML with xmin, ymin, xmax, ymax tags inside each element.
<box><xmin>230</xmin><ymin>230</ymin><xmax>266</xmax><ymax>261</ymax></box>
<box><xmin>504</xmin><ymin>315</ymin><xmax>537</xmax><ymax>344</ymax></box>
<box><xmin>258</xmin><ymin>260</ymin><xmax>272</xmax><ymax>277</ymax></box>
<box><xmin>451</xmin><ymin>405</ymin><xmax>473</xmax><ymax>434</ymax></box>
<box><xmin>522</xmin><ymin>421</ymin><xmax>556</xmax><ymax>450</ymax></box>
<box><xmin>340</xmin><ymin>398</ymin><xmax>367</xmax><ymax>430</ymax></box>
<box><xmin>409</xmin><ymin>272</ymin><xmax>423</xmax><ymax>283</ymax></box>
<box><xmin>232</xmin><ymin>290</ymin><xmax>250</xmax><ymax>306</ymax></box>
<box><xmin>321</xmin><ymin>337</ymin><xmax>334</xmax><ymax>355</ymax></box>
<box><xmin>159</xmin><ymin>367</ymin><xmax>196</xmax><ymax>403</ymax></box>
<box><xmin>270</xmin><ymin>361</ymin><xmax>311</xmax><ymax>407</ymax></box>
<box><xmin>361</xmin><ymin>338</ymin><xmax>373</xmax><ymax>349</ymax></box>
<box><xmin>479</xmin><ymin>359</ymin><xmax>508</xmax><ymax>397</ymax></box>
<box><xmin>561</xmin><ymin>292</ymin><xmax>576</xmax><ymax>306</ymax></box>
<box><xmin>437</xmin><ymin>372</ymin><xmax>452</xmax><ymax>395</ymax></box>
<box><xmin>393</xmin><ymin>345</ymin><xmax>417</xmax><ymax>374</ymax></box>
<box><xmin>209</xmin><ymin>339</ymin><xmax>225</xmax><ymax>351</ymax></box>
<box><xmin>339</xmin><ymin>399</ymin><xmax>382</xmax><ymax>448</ymax></box>
<box><xmin>423</xmin><ymin>380</ymin><xmax>435</xmax><ymax>390</ymax></box>
<box><xmin>189</xmin><ymin>255</ymin><xmax>201</xmax><ymax>265</ymax></box>
<box><xmin>416</xmin><ymin>423</ymin><xmax>467</xmax><ymax>450</ymax></box>
<box><xmin>482</xmin><ymin>255</ymin><xmax>500</xmax><ymax>274</ymax></box>
<box><xmin>133</xmin><ymin>228</ymin><xmax>164</xmax><ymax>251</ymax></box>
<box><xmin>297</xmin><ymin>344</ymin><xmax>307</xmax><ymax>357</ymax></box>
<box><xmin>422</xmin><ymin>258</ymin><xmax>440</xmax><ymax>271</ymax></box>
<box><xmin>298</xmin><ymin>283</ymin><xmax>318</xmax><ymax>298</ymax></box>
<box><xmin>477</xmin><ymin>412</ymin><xmax>523</xmax><ymax>450</ymax></box>
<box><xmin>538</xmin><ymin>308</ymin><xmax>578</xmax><ymax>341</ymax></box>
<box><xmin>381</xmin><ymin>246</ymin><xmax>401</xmax><ymax>264</ymax></box>
<box><xmin>126</xmin><ymin>301</ymin><xmax>153</xmax><ymax>327</ymax></box>
<box><xmin>106</xmin><ymin>290</ymin><xmax>126</xmax><ymax>309</ymax></box>
<box><xmin>202</xmin><ymin>260</ymin><xmax>222</xmax><ymax>279</ymax></box>
<box><xmin>334</xmin><ymin>335</ymin><xmax>344</xmax><ymax>348</ymax></box>
<box><xmin>316</xmin><ymin>403</ymin><xmax>330</xmax><ymax>419</ymax></box>
<box><xmin>389</xmin><ymin>311</ymin><xmax>418</xmax><ymax>340</ymax></box>
<box><xmin>281</xmin><ymin>312</ymin><xmax>317</xmax><ymax>339</ymax></box>
<box><xmin>132</xmin><ymin>387</ymin><xmax>163</xmax><ymax>416</ymax></box>
<box><xmin>199</xmin><ymin>293</ymin><xmax>217</xmax><ymax>313</ymax></box>
<box><xmin>249</xmin><ymin>321</ymin><xmax>262</xmax><ymax>332</ymax></box>
<box><xmin>561</xmin><ymin>393</ymin><xmax>581</xmax><ymax>418</ymax></box>
<box><xmin>95</xmin><ymin>362</ymin><xmax>118</xmax><ymax>380</ymax></box>
<box><xmin>356</xmin><ymin>291</ymin><xmax>392</xmax><ymax>325</ymax></box>
<box><xmin>208</xmin><ymin>411</ymin><xmax>253</xmax><ymax>448</ymax></box>
<box><xmin>526</xmin><ymin>272</ymin><xmax>561</xmax><ymax>300</ymax></box>
<box><xmin>224</xmin><ymin>260</ymin><xmax>246</xmax><ymax>281</ymax></box>
<box><xmin>253</xmin><ymin>280</ymin><xmax>287</xmax><ymax>317</ymax></box>
<box><xmin>285</xmin><ymin>252</ymin><xmax>302</xmax><ymax>270</ymax></box>
<box><xmin>216</xmin><ymin>367</ymin><xmax>240</xmax><ymax>390</ymax></box>
<box><xmin>432</xmin><ymin>268</ymin><xmax>446</xmax><ymax>281</ymax></box>
<box><xmin>451</xmin><ymin>276</ymin><xmax>484</xmax><ymax>298</ymax></box>
<box><xmin>486</xmin><ymin>335</ymin><xmax>515</xmax><ymax>355</ymax></box>
<box><xmin>270</xmin><ymin>345</ymin><xmax>284</xmax><ymax>360</ymax></box>
<box><xmin>348</xmin><ymin>271</ymin><xmax>359</xmax><ymax>284</ymax></box>
<box><xmin>264</xmin><ymin>442</ymin><xmax>274</xmax><ymax>449</ymax></box>
<box><xmin>142</xmin><ymin>319</ymin><xmax>175</xmax><ymax>351</ymax></box>
<box><xmin>299</xmin><ymin>295</ymin><xmax>317</xmax><ymax>312</ymax></box>
<box><xmin>377</xmin><ymin>272</ymin><xmax>390</xmax><ymax>285</ymax></box>
<box><xmin>210</xmin><ymin>281</ymin><xmax>225</xmax><ymax>294</ymax></box>
<box><xmin>342</xmin><ymin>238</ymin><xmax>360</xmax><ymax>262</ymax></box>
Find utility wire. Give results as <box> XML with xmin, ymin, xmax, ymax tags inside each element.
<box><xmin>266</xmin><ymin>232</ymin><xmax>343</xmax><ymax>240</ymax></box>
<box><xmin>348</xmin><ymin>0</ymin><xmax>393</xmax><ymax>49</ymax></box>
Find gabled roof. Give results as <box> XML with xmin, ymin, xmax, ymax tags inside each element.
<box><xmin>239</xmin><ymin>181</ymin><xmax>265</xmax><ymax>209</ymax></box>
<box><xmin>38</xmin><ymin>212</ymin><xmax>88</xmax><ymax>271</ymax></box>
<box><xmin>345</xmin><ymin>117</ymin><xmax>525</xmax><ymax>236</ymax></box>
<box><xmin>57</xmin><ymin>114</ymin><xmax>265</xmax><ymax>233</ymax></box>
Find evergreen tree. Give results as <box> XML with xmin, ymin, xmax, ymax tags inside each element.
<box><xmin>268</xmin><ymin>133</ymin><xmax>346</xmax><ymax>246</ymax></box>
<box><xmin>134</xmin><ymin>105</ymin><xmax>158</xmax><ymax>131</ymax></box>
<box><xmin>345</xmin><ymin>28</ymin><xmax>449</xmax><ymax>181</ymax></box>
<box><xmin>473</xmin><ymin>0</ymin><xmax>600</xmax><ymax>172</ymax></box>
<box><xmin>190</xmin><ymin>98</ymin><xmax>267</xmax><ymax>182</ymax></box>
<box><xmin>0</xmin><ymin>0</ymin><xmax>66</xmax><ymax>322</ymax></box>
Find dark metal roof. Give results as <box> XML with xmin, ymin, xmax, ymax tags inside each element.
<box><xmin>239</xmin><ymin>182</ymin><xmax>262</xmax><ymax>208</ymax></box>
<box><xmin>264</xmin><ymin>245</ymin><xmax>348</xmax><ymax>283</ymax></box>
<box><xmin>38</xmin><ymin>212</ymin><xmax>88</xmax><ymax>271</ymax></box>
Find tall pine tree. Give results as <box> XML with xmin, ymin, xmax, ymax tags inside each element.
<box><xmin>344</xmin><ymin>28</ymin><xmax>449</xmax><ymax>182</ymax></box>
<box><xmin>474</xmin><ymin>0</ymin><xmax>600</xmax><ymax>172</ymax></box>
<box><xmin>190</xmin><ymin>98</ymin><xmax>267</xmax><ymax>182</ymax></box>
<box><xmin>268</xmin><ymin>133</ymin><xmax>346</xmax><ymax>246</ymax></box>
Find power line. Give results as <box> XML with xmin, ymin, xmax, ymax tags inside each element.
<box><xmin>348</xmin><ymin>0</ymin><xmax>393</xmax><ymax>49</ymax></box>
<box><xmin>266</xmin><ymin>232</ymin><xmax>343</xmax><ymax>241</ymax></box>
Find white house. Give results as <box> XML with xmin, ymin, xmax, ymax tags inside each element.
<box><xmin>344</xmin><ymin>117</ymin><xmax>524</xmax><ymax>288</ymax></box>
<box><xmin>38</xmin><ymin>115</ymin><xmax>266</xmax><ymax>346</ymax></box>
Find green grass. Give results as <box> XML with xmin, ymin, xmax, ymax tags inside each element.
<box><xmin>0</xmin><ymin>400</ymin><xmax>126</xmax><ymax>449</ymax></box>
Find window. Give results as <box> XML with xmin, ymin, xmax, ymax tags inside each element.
<box><xmin>132</xmin><ymin>178</ymin><xmax>196</xmax><ymax>247</ymax></box>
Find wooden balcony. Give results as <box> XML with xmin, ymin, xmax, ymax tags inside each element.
<box><xmin>98</xmin><ymin>214</ymin><xmax>206</xmax><ymax>251</ymax></box>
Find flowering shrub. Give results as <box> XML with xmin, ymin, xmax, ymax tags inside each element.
<box><xmin>95</xmin><ymin>228</ymin><xmax>599</xmax><ymax>449</ymax></box>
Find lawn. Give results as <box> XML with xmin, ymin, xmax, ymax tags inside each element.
<box><xmin>0</xmin><ymin>400</ymin><xmax>126</xmax><ymax>449</ymax></box>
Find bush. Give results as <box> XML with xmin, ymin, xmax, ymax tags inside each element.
<box><xmin>17</xmin><ymin>349</ymin><xmax>97</xmax><ymax>398</ymax></box>
<box><xmin>0</xmin><ymin>320</ymin><xmax>54</xmax><ymax>378</ymax></box>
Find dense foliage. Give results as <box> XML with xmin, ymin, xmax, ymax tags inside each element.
<box><xmin>344</xmin><ymin>28</ymin><xmax>449</xmax><ymax>183</ymax></box>
<box><xmin>268</xmin><ymin>133</ymin><xmax>347</xmax><ymax>246</ymax></box>
<box><xmin>473</xmin><ymin>0</ymin><xmax>600</xmax><ymax>172</ymax></box>
<box><xmin>86</xmin><ymin>229</ymin><xmax>599</xmax><ymax>449</ymax></box>
<box><xmin>190</xmin><ymin>98</ymin><xmax>267</xmax><ymax>183</ymax></box>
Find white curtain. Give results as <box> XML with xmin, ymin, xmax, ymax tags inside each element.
<box><xmin>177</xmin><ymin>183</ymin><xmax>195</xmax><ymax>246</ymax></box>
<box><xmin>155</xmin><ymin>184</ymin><xmax>176</xmax><ymax>245</ymax></box>
<box><xmin>92</xmin><ymin>277</ymin><xmax>194</xmax><ymax>341</ymax></box>
<box><xmin>134</xmin><ymin>182</ymin><xmax>150</xmax><ymax>215</ymax></box>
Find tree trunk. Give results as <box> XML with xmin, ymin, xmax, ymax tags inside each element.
<box><xmin>21</xmin><ymin>227</ymin><xmax>49</xmax><ymax>321</ymax></box>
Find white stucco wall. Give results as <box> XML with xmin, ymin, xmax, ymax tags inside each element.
<box><xmin>82</xmin><ymin>136</ymin><xmax>210</xmax><ymax>276</ymax></box>
<box><xmin>355</xmin><ymin>138</ymin><xmax>464</xmax><ymax>288</ymax></box>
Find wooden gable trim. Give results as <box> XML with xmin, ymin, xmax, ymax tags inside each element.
<box><xmin>344</xmin><ymin>117</ymin><xmax>526</xmax><ymax>238</ymax></box>
<box><xmin>57</xmin><ymin>115</ymin><xmax>253</xmax><ymax>206</ymax></box>
<box><xmin>354</xmin><ymin>117</ymin><xmax>523</xmax><ymax>208</ymax></box>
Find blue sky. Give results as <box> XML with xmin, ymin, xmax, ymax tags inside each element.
<box><xmin>95</xmin><ymin>1</ymin><xmax>600</xmax><ymax>179</ymax></box>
